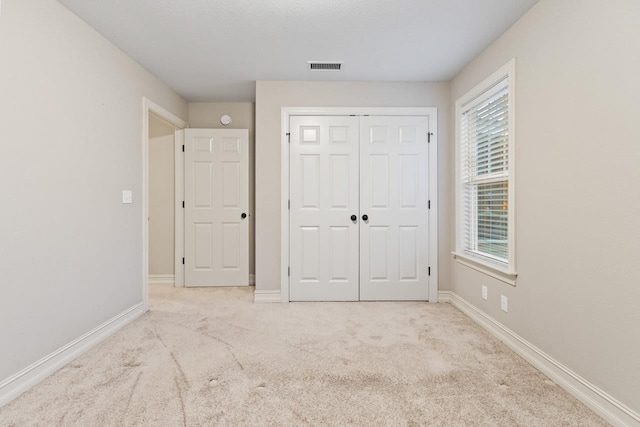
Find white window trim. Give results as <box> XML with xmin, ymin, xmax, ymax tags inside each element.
<box><xmin>454</xmin><ymin>59</ymin><xmax>517</xmax><ymax>285</ymax></box>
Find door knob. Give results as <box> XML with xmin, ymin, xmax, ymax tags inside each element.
<box><xmin>350</xmin><ymin>214</ymin><xmax>357</xmax><ymax>221</ymax></box>
<box><xmin>362</xmin><ymin>214</ymin><xmax>368</xmax><ymax>221</ymax></box>
<box><xmin>241</xmin><ymin>213</ymin><xmax>247</xmax><ymax>219</ymax></box>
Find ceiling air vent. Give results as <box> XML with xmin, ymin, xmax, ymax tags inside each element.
<box><xmin>308</xmin><ymin>61</ymin><xmax>343</xmax><ymax>71</ymax></box>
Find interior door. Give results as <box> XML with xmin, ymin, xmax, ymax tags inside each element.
<box><xmin>359</xmin><ymin>116</ymin><xmax>430</xmax><ymax>300</ymax></box>
<box><xmin>289</xmin><ymin>116</ymin><xmax>360</xmax><ymax>301</ymax></box>
<box><xmin>184</xmin><ymin>129</ymin><xmax>249</xmax><ymax>287</ymax></box>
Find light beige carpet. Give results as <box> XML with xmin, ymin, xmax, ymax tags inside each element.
<box><xmin>1</xmin><ymin>286</ymin><xmax>607</xmax><ymax>426</ymax></box>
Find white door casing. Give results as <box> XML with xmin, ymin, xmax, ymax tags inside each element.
<box><xmin>184</xmin><ymin>129</ymin><xmax>249</xmax><ymax>287</ymax></box>
<box><xmin>359</xmin><ymin>116</ymin><xmax>430</xmax><ymax>300</ymax></box>
<box><xmin>281</xmin><ymin>107</ymin><xmax>438</xmax><ymax>303</ymax></box>
<box><xmin>289</xmin><ymin>116</ymin><xmax>360</xmax><ymax>301</ymax></box>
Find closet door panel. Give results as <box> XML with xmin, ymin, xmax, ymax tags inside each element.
<box><xmin>289</xmin><ymin>116</ymin><xmax>360</xmax><ymax>301</ymax></box>
<box><xmin>359</xmin><ymin>116</ymin><xmax>430</xmax><ymax>300</ymax></box>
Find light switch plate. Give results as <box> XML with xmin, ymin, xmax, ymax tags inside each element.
<box><xmin>501</xmin><ymin>295</ymin><xmax>508</xmax><ymax>312</ymax></box>
<box><xmin>122</xmin><ymin>190</ymin><xmax>132</xmax><ymax>204</ymax></box>
<box><xmin>482</xmin><ymin>285</ymin><xmax>488</xmax><ymax>300</ymax></box>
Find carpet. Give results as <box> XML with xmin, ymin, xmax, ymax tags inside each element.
<box><xmin>0</xmin><ymin>286</ymin><xmax>608</xmax><ymax>426</ymax></box>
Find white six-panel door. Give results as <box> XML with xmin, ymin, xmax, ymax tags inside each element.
<box><xmin>289</xmin><ymin>116</ymin><xmax>360</xmax><ymax>301</ymax></box>
<box><xmin>359</xmin><ymin>116</ymin><xmax>430</xmax><ymax>300</ymax></box>
<box><xmin>289</xmin><ymin>115</ymin><xmax>430</xmax><ymax>301</ymax></box>
<box><xmin>184</xmin><ymin>129</ymin><xmax>249</xmax><ymax>287</ymax></box>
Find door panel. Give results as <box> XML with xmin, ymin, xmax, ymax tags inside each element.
<box><xmin>194</xmin><ymin>223</ymin><xmax>213</xmax><ymax>269</ymax></box>
<box><xmin>185</xmin><ymin>129</ymin><xmax>249</xmax><ymax>287</ymax></box>
<box><xmin>398</xmin><ymin>226</ymin><xmax>418</xmax><ymax>280</ymax></box>
<box><xmin>329</xmin><ymin>226</ymin><xmax>350</xmax><ymax>280</ymax></box>
<box><xmin>370</xmin><ymin>155</ymin><xmax>390</xmax><ymax>208</ymax></box>
<box><xmin>330</xmin><ymin>155</ymin><xmax>350</xmax><ymax>208</ymax></box>
<box><xmin>301</xmin><ymin>155</ymin><xmax>321</xmax><ymax>208</ymax></box>
<box><xmin>289</xmin><ymin>116</ymin><xmax>360</xmax><ymax>301</ymax></box>
<box><xmin>222</xmin><ymin>162</ymin><xmax>240</xmax><ymax>207</ymax></box>
<box><xmin>400</xmin><ymin>155</ymin><xmax>419</xmax><ymax>207</ymax></box>
<box><xmin>222</xmin><ymin>222</ymin><xmax>240</xmax><ymax>268</ymax></box>
<box><xmin>369</xmin><ymin>226</ymin><xmax>390</xmax><ymax>280</ymax></box>
<box><xmin>359</xmin><ymin>116</ymin><xmax>429</xmax><ymax>300</ymax></box>
<box><xmin>194</xmin><ymin>162</ymin><xmax>213</xmax><ymax>207</ymax></box>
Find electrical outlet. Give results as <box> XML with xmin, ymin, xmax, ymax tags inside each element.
<box><xmin>482</xmin><ymin>285</ymin><xmax>488</xmax><ymax>300</ymax></box>
<box><xmin>501</xmin><ymin>295</ymin><xmax>508</xmax><ymax>312</ymax></box>
<box><xmin>122</xmin><ymin>190</ymin><xmax>132</xmax><ymax>204</ymax></box>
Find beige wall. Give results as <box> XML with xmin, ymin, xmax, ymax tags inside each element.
<box><xmin>149</xmin><ymin>114</ymin><xmax>176</xmax><ymax>275</ymax></box>
<box><xmin>0</xmin><ymin>0</ymin><xmax>187</xmax><ymax>382</ymax></box>
<box><xmin>255</xmin><ymin>81</ymin><xmax>451</xmax><ymax>292</ymax></box>
<box><xmin>450</xmin><ymin>0</ymin><xmax>640</xmax><ymax>412</ymax></box>
<box><xmin>188</xmin><ymin>102</ymin><xmax>256</xmax><ymax>276</ymax></box>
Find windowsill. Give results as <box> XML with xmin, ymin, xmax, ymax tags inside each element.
<box><xmin>452</xmin><ymin>252</ymin><xmax>517</xmax><ymax>286</ymax></box>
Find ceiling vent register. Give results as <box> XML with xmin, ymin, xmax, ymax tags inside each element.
<box><xmin>308</xmin><ymin>61</ymin><xmax>343</xmax><ymax>71</ymax></box>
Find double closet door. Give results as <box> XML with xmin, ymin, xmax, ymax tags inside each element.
<box><xmin>289</xmin><ymin>115</ymin><xmax>430</xmax><ymax>301</ymax></box>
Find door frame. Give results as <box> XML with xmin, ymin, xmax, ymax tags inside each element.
<box><xmin>280</xmin><ymin>107</ymin><xmax>438</xmax><ymax>303</ymax></box>
<box><xmin>142</xmin><ymin>97</ymin><xmax>188</xmax><ymax>312</ymax></box>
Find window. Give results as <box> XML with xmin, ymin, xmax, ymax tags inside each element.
<box><xmin>455</xmin><ymin>60</ymin><xmax>516</xmax><ymax>282</ymax></box>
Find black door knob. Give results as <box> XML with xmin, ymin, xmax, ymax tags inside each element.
<box><xmin>362</xmin><ymin>214</ymin><xmax>368</xmax><ymax>221</ymax></box>
<box><xmin>350</xmin><ymin>214</ymin><xmax>357</xmax><ymax>221</ymax></box>
<box><xmin>241</xmin><ymin>213</ymin><xmax>247</xmax><ymax>219</ymax></box>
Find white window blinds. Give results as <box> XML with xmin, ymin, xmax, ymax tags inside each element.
<box><xmin>460</xmin><ymin>78</ymin><xmax>511</xmax><ymax>266</ymax></box>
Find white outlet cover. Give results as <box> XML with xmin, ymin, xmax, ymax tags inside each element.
<box><xmin>122</xmin><ymin>190</ymin><xmax>133</xmax><ymax>204</ymax></box>
<box><xmin>482</xmin><ymin>285</ymin><xmax>488</xmax><ymax>300</ymax></box>
<box><xmin>501</xmin><ymin>295</ymin><xmax>508</xmax><ymax>312</ymax></box>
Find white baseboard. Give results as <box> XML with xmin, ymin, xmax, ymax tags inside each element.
<box><xmin>148</xmin><ymin>274</ymin><xmax>175</xmax><ymax>286</ymax></box>
<box><xmin>439</xmin><ymin>290</ymin><xmax>640</xmax><ymax>427</ymax></box>
<box><xmin>0</xmin><ymin>302</ymin><xmax>145</xmax><ymax>408</ymax></box>
<box><xmin>437</xmin><ymin>290</ymin><xmax>452</xmax><ymax>303</ymax></box>
<box><xmin>249</xmin><ymin>274</ymin><xmax>255</xmax><ymax>286</ymax></box>
<box><xmin>253</xmin><ymin>289</ymin><xmax>282</xmax><ymax>303</ymax></box>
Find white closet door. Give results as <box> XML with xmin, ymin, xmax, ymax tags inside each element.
<box><xmin>184</xmin><ymin>129</ymin><xmax>249</xmax><ymax>287</ymax></box>
<box><xmin>289</xmin><ymin>116</ymin><xmax>360</xmax><ymax>301</ymax></box>
<box><xmin>359</xmin><ymin>116</ymin><xmax>430</xmax><ymax>300</ymax></box>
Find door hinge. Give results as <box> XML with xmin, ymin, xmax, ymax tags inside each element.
<box><xmin>428</xmin><ymin>266</ymin><xmax>431</xmax><ymax>276</ymax></box>
<box><xmin>182</xmin><ymin>201</ymin><xmax>185</xmax><ymax>208</ymax></box>
<box><xmin>286</xmin><ymin>132</ymin><xmax>291</xmax><ymax>143</ymax></box>
<box><xmin>427</xmin><ymin>132</ymin><xmax>433</xmax><ymax>143</ymax></box>
<box><xmin>428</xmin><ymin>200</ymin><xmax>431</xmax><ymax>209</ymax></box>
<box><xmin>182</xmin><ymin>144</ymin><xmax>185</xmax><ymax>152</ymax></box>
<box><xmin>182</xmin><ymin>257</ymin><xmax>185</xmax><ymax>265</ymax></box>
<box><xmin>288</xmin><ymin>266</ymin><xmax>290</xmax><ymax>277</ymax></box>
<box><xmin>288</xmin><ymin>200</ymin><xmax>290</xmax><ymax>210</ymax></box>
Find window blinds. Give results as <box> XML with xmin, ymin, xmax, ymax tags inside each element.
<box><xmin>460</xmin><ymin>83</ymin><xmax>510</xmax><ymax>263</ymax></box>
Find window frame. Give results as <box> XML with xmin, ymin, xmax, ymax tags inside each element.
<box><xmin>454</xmin><ymin>59</ymin><xmax>517</xmax><ymax>284</ymax></box>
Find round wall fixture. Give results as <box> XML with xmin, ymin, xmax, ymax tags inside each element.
<box><xmin>220</xmin><ymin>114</ymin><xmax>232</xmax><ymax>126</ymax></box>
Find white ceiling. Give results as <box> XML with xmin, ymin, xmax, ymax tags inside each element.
<box><xmin>57</xmin><ymin>0</ymin><xmax>538</xmax><ymax>102</ymax></box>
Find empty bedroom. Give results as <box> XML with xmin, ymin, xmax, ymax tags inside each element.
<box><xmin>0</xmin><ymin>0</ymin><xmax>638</xmax><ymax>425</ymax></box>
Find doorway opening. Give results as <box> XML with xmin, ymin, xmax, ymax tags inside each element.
<box><xmin>148</xmin><ymin>113</ymin><xmax>178</xmax><ymax>287</ymax></box>
<box><xmin>142</xmin><ymin>98</ymin><xmax>188</xmax><ymax>311</ymax></box>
